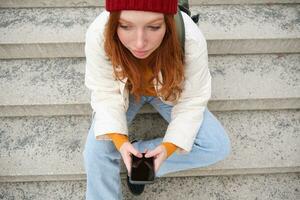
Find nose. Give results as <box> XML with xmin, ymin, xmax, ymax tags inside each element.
<box><xmin>135</xmin><ymin>29</ymin><xmax>146</xmax><ymax>49</ymax></box>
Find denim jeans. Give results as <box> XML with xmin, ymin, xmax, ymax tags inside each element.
<box><xmin>83</xmin><ymin>95</ymin><xmax>231</xmax><ymax>200</ymax></box>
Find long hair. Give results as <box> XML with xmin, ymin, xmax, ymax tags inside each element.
<box><xmin>104</xmin><ymin>11</ymin><xmax>185</xmax><ymax>103</ymax></box>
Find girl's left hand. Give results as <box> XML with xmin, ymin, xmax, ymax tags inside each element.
<box><xmin>144</xmin><ymin>144</ymin><xmax>168</xmax><ymax>174</ymax></box>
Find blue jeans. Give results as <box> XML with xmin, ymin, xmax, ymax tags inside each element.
<box><xmin>83</xmin><ymin>95</ymin><xmax>231</xmax><ymax>200</ymax></box>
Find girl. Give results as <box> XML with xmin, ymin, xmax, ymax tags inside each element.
<box><xmin>83</xmin><ymin>0</ymin><xmax>231</xmax><ymax>199</ymax></box>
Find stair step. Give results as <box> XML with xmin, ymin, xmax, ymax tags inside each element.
<box><xmin>0</xmin><ymin>0</ymin><xmax>298</xmax><ymax>8</ymax></box>
<box><xmin>0</xmin><ymin>109</ymin><xmax>299</xmax><ymax>182</ymax></box>
<box><xmin>0</xmin><ymin>54</ymin><xmax>299</xmax><ymax>117</ymax></box>
<box><xmin>0</xmin><ymin>4</ymin><xmax>299</xmax><ymax>58</ymax></box>
<box><xmin>0</xmin><ymin>173</ymin><xmax>299</xmax><ymax>200</ymax></box>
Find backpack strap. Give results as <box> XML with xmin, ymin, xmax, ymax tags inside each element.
<box><xmin>178</xmin><ymin>0</ymin><xmax>191</xmax><ymax>16</ymax></box>
<box><xmin>174</xmin><ymin>7</ymin><xmax>185</xmax><ymax>52</ymax></box>
<box><xmin>178</xmin><ymin>0</ymin><xmax>200</xmax><ymax>23</ymax></box>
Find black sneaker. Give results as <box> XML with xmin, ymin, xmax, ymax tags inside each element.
<box><xmin>126</xmin><ymin>174</ymin><xmax>145</xmax><ymax>196</ymax></box>
<box><xmin>126</xmin><ymin>139</ymin><xmax>145</xmax><ymax>196</ymax></box>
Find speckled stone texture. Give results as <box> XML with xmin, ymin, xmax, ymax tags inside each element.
<box><xmin>0</xmin><ymin>7</ymin><xmax>100</xmax><ymax>43</ymax></box>
<box><xmin>192</xmin><ymin>4</ymin><xmax>300</xmax><ymax>39</ymax></box>
<box><xmin>0</xmin><ymin>110</ymin><xmax>299</xmax><ymax>180</ymax></box>
<box><xmin>209</xmin><ymin>54</ymin><xmax>300</xmax><ymax>99</ymax></box>
<box><xmin>0</xmin><ymin>54</ymin><xmax>299</xmax><ymax>108</ymax></box>
<box><xmin>0</xmin><ymin>1</ymin><xmax>299</xmax><ymax>199</ymax></box>
<box><xmin>0</xmin><ymin>4</ymin><xmax>299</xmax><ymax>58</ymax></box>
<box><xmin>0</xmin><ymin>173</ymin><xmax>299</xmax><ymax>200</ymax></box>
<box><xmin>0</xmin><ymin>58</ymin><xmax>88</xmax><ymax>106</ymax></box>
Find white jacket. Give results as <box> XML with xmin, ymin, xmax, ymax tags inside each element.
<box><xmin>84</xmin><ymin>11</ymin><xmax>211</xmax><ymax>154</ymax></box>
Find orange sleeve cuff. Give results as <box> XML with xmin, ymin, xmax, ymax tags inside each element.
<box><xmin>106</xmin><ymin>133</ymin><xmax>129</xmax><ymax>151</ymax></box>
<box><xmin>161</xmin><ymin>142</ymin><xmax>178</xmax><ymax>158</ymax></box>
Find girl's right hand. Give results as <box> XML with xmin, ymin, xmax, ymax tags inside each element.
<box><xmin>119</xmin><ymin>141</ymin><xmax>143</xmax><ymax>176</ymax></box>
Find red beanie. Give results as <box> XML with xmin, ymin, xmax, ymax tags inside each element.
<box><xmin>105</xmin><ymin>0</ymin><xmax>178</xmax><ymax>14</ymax></box>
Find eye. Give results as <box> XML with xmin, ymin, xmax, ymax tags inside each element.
<box><xmin>148</xmin><ymin>26</ymin><xmax>161</xmax><ymax>31</ymax></box>
<box><xmin>119</xmin><ymin>24</ymin><xmax>130</xmax><ymax>30</ymax></box>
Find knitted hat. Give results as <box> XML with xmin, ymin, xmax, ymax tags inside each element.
<box><xmin>105</xmin><ymin>0</ymin><xmax>178</xmax><ymax>14</ymax></box>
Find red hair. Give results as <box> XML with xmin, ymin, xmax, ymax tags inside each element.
<box><xmin>104</xmin><ymin>12</ymin><xmax>185</xmax><ymax>103</ymax></box>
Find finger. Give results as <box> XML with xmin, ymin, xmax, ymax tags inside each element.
<box><xmin>123</xmin><ymin>154</ymin><xmax>131</xmax><ymax>175</ymax></box>
<box><xmin>129</xmin><ymin>145</ymin><xmax>143</xmax><ymax>158</ymax></box>
<box><xmin>154</xmin><ymin>157</ymin><xmax>160</xmax><ymax>173</ymax></box>
<box><xmin>123</xmin><ymin>156</ymin><xmax>130</xmax><ymax>171</ymax></box>
<box><xmin>154</xmin><ymin>155</ymin><xmax>165</xmax><ymax>173</ymax></box>
<box><xmin>145</xmin><ymin>147</ymin><xmax>160</xmax><ymax>158</ymax></box>
<box><xmin>154</xmin><ymin>155</ymin><xmax>160</xmax><ymax>170</ymax></box>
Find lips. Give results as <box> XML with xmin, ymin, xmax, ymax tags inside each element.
<box><xmin>132</xmin><ymin>50</ymin><xmax>148</xmax><ymax>57</ymax></box>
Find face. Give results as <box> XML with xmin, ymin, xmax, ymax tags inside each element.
<box><xmin>117</xmin><ymin>10</ymin><xmax>166</xmax><ymax>59</ymax></box>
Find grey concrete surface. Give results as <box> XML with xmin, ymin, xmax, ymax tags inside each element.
<box><xmin>0</xmin><ymin>58</ymin><xmax>88</xmax><ymax>106</ymax></box>
<box><xmin>209</xmin><ymin>54</ymin><xmax>300</xmax><ymax>100</ymax></box>
<box><xmin>0</xmin><ymin>109</ymin><xmax>299</xmax><ymax>182</ymax></box>
<box><xmin>0</xmin><ymin>54</ymin><xmax>299</xmax><ymax>117</ymax></box>
<box><xmin>0</xmin><ymin>4</ymin><xmax>299</xmax><ymax>58</ymax></box>
<box><xmin>1</xmin><ymin>97</ymin><xmax>300</xmax><ymax>118</ymax></box>
<box><xmin>0</xmin><ymin>0</ymin><xmax>298</xmax><ymax>8</ymax></box>
<box><xmin>0</xmin><ymin>1</ymin><xmax>299</xmax><ymax>198</ymax></box>
<box><xmin>0</xmin><ymin>173</ymin><xmax>299</xmax><ymax>200</ymax></box>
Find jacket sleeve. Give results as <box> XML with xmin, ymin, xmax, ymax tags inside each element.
<box><xmin>84</xmin><ymin>13</ymin><xmax>128</xmax><ymax>138</ymax></box>
<box><xmin>162</xmin><ymin>13</ymin><xmax>212</xmax><ymax>153</ymax></box>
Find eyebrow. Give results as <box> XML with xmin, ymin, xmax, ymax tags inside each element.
<box><xmin>119</xmin><ymin>18</ymin><xmax>164</xmax><ymax>24</ymax></box>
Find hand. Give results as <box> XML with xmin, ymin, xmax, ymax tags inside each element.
<box><xmin>119</xmin><ymin>142</ymin><xmax>143</xmax><ymax>176</ymax></box>
<box><xmin>144</xmin><ymin>144</ymin><xmax>168</xmax><ymax>174</ymax></box>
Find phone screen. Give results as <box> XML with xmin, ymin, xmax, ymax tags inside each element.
<box><xmin>131</xmin><ymin>153</ymin><xmax>155</xmax><ymax>182</ymax></box>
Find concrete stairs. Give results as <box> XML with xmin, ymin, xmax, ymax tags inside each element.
<box><xmin>0</xmin><ymin>0</ymin><xmax>299</xmax><ymax>199</ymax></box>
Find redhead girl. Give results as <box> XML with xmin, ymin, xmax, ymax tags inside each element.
<box><xmin>83</xmin><ymin>0</ymin><xmax>231</xmax><ymax>199</ymax></box>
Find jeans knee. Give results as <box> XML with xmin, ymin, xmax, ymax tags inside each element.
<box><xmin>217</xmin><ymin>130</ymin><xmax>231</xmax><ymax>160</ymax></box>
<box><xmin>196</xmin><ymin>129</ymin><xmax>231</xmax><ymax>161</ymax></box>
<box><xmin>83</xmin><ymin>137</ymin><xmax>120</xmax><ymax>170</ymax></box>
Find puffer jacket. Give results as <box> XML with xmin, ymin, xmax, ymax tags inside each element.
<box><xmin>84</xmin><ymin>10</ymin><xmax>211</xmax><ymax>154</ymax></box>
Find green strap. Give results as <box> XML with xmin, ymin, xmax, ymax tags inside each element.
<box><xmin>174</xmin><ymin>7</ymin><xmax>185</xmax><ymax>52</ymax></box>
<box><xmin>178</xmin><ymin>0</ymin><xmax>191</xmax><ymax>16</ymax></box>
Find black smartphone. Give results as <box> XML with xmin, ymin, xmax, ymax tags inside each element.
<box><xmin>129</xmin><ymin>153</ymin><xmax>155</xmax><ymax>184</ymax></box>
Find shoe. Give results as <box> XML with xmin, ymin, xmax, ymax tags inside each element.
<box><xmin>126</xmin><ymin>139</ymin><xmax>145</xmax><ymax>196</ymax></box>
<box><xmin>126</xmin><ymin>175</ymin><xmax>145</xmax><ymax>196</ymax></box>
